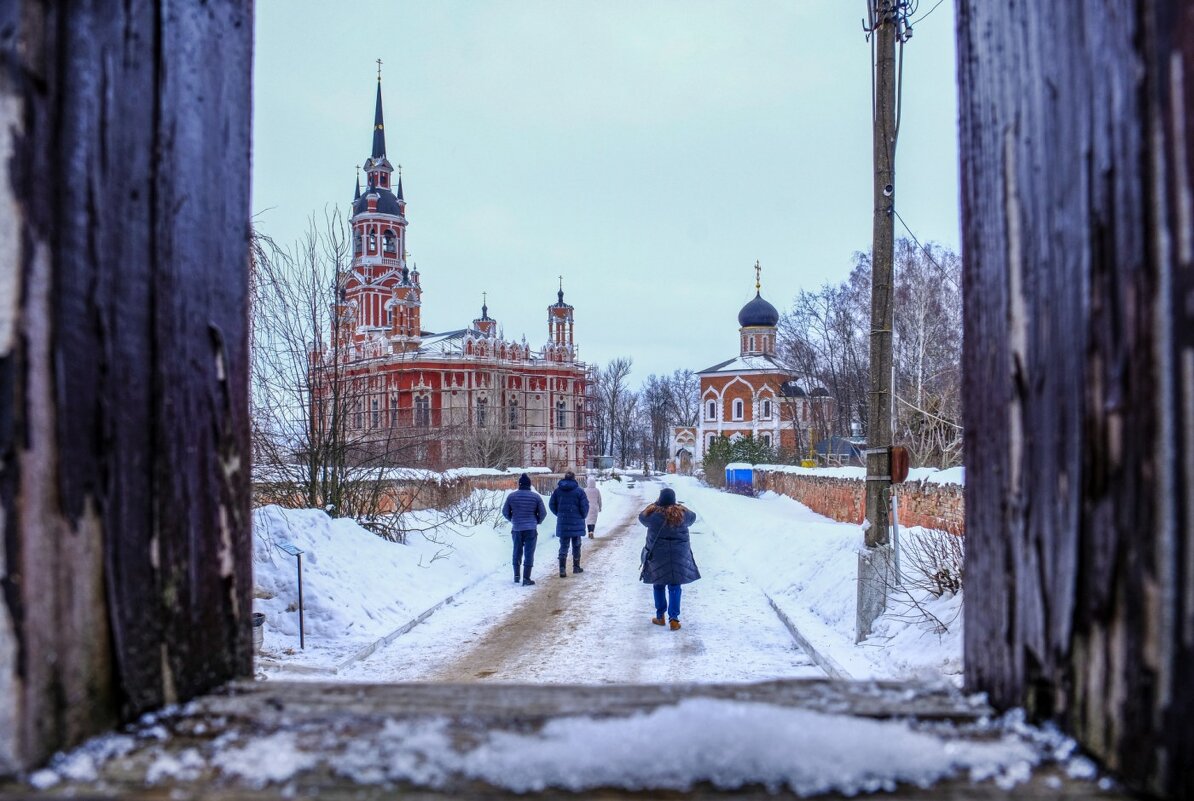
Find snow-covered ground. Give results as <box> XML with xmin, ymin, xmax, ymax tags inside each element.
<box><xmin>660</xmin><ymin>475</ymin><xmax>963</xmax><ymax>681</ymax></box>
<box><xmin>23</xmin><ymin>478</ymin><xmax>1108</xmax><ymax>797</ymax></box>
<box><xmin>254</xmin><ymin>473</ymin><xmax>961</xmax><ymax>682</ymax></box>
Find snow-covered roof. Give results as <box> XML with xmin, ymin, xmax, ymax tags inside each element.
<box><xmin>698</xmin><ymin>354</ymin><xmax>787</xmax><ymax>375</ymax></box>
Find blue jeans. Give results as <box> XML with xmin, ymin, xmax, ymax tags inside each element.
<box><xmin>512</xmin><ymin>530</ymin><xmax>537</xmax><ymax>573</ymax></box>
<box><xmin>653</xmin><ymin>584</ymin><xmax>682</xmax><ymax>620</ymax></box>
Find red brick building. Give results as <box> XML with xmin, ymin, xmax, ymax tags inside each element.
<box><xmin>316</xmin><ymin>76</ymin><xmax>591</xmax><ymax>470</ymax></box>
<box><xmin>672</xmin><ymin>268</ymin><xmax>832</xmax><ymax>472</ymax></box>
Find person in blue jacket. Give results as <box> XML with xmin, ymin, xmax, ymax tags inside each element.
<box><xmin>502</xmin><ymin>473</ymin><xmax>546</xmax><ymax>586</ymax></box>
<box><xmin>549</xmin><ymin>471</ymin><xmax>590</xmax><ymax>578</ymax></box>
<box><xmin>638</xmin><ymin>487</ymin><xmax>700</xmax><ymax>630</ymax></box>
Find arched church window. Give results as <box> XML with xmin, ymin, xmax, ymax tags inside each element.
<box><xmin>367</xmin><ymin>232</ymin><xmax>377</xmax><ymax>252</ymax></box>
<box><xmin>476</xmin><ymin>397</ymin><xmax>488</xmax><ymax>427</ymax></box>
<box><xmin>733</xmin><ymin>399</ymin><xmax>744</xmax><ymax>420</ymax></box>
<box><xmin>556</xmin><ymin>400</ymin><xmax>567</xmax><ymax>429</ymax></box>
<box><xmin>353</xmin><ymin>232</ymin><xmax>362</xmax><ymax>254</ymax></box>
<box><xmin>371</xmin><ymin>397</ymin><xmax>380</xmax><ymax>429</ymax></box>
<box><xmin>509</xmin><ymin>398</ymin><xmax>518</xmax><ymax>430</ymax></box>
<box><xmin>415</xmin><ymin>395</ymin><xmax>430</xmax><ymax>427</ymax></box>
<box><xmin>707</xmin><ymin>400</ymin><xmax>716</xmax><ymax>420</ymax></box>
<box><xmin>383</xmin><ymin>231</ymin><xmax>397</xmax><ymax>254</ymax></box>
<box><xmin>763</xmin><ymin>399</ymin><xmax>772</xmax><ymax>418</ymax></box>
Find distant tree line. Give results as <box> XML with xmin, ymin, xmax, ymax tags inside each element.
<box><xmin>776</xmin><ymin>238</ymin><xmax>962</xmax><ymax>467</ymax></box>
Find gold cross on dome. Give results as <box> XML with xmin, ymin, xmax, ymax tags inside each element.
<box><xmin>755</xmin><ymin>260</ymin><xmax>761</xmax><ymax>292</ymax></box>
<box><xmin>558</xmin><ymin>275</ymin><xmax>563</xmax><ymax>291</ymax></box>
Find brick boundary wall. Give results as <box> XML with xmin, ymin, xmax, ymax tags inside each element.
<box><xmin>253</xmin><ymin>473</ymin><xmax>535</xmax><ymax>514</ymax></box>
<box><xmin>752</xmin><ymin>469</ymin><xmax>965</xmax><ymax>536</ymax></box>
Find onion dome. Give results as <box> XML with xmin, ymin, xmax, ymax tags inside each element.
<box><xmin>737</xmin><ymin>292</ymin><xmax>779</xmax><ymax>328</ymax></box>
<box><xmin>353</xmin><ymin>185</ymin><xmax>402</xmax><ymax>216</ymax></box>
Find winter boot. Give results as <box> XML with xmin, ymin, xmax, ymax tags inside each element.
<box><xmin>522</xmin><ymin>566</ymin><xmax>535</xmax><ymax>586</ymax></box>
<box><xmin>514</xmin><ymin>566</ymin><xmax>522</xmax><ymax>584</ymax></box>
<box><xmin>559</xmin><ymin>558</ymin><xmax>567</xmax><ymax>578</ymax></box>
<box><xmin>669</xmin><ymin>619</ymin><xmax>682</xmax><ymax>631</ymax></box>
<box><xmin>651</xmin><ymin>616</ymin><xmax>665</xmax><ymax>626</ymax></box>
<box><xmin>573</xmin><ymin>562</ymin><xmax>584</xmax><ymax>574</ymax></box>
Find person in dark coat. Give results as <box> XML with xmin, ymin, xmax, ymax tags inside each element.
<box><xmin>549</xmin><ymin>470</ymin><xmax>589</xmax><ymax>577</ymax></box>
<box><xmin>502</xmin><ymin>473</ymin><xmax>546</xmax><ymax>586</ymax></box>
<box><xmin>638</xmin><ymin>487</ymin><xmax>699</xmax><ymax>630</ymax></box>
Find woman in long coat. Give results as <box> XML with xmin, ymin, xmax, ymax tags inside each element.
<box><xmin>583</xmin><ymin>476</ymin><xmax>602</xmax><ymax>538</ymax></box>
<box><xmin>638</xmin><ymin>487</ymin><xmax>699</xmax><ymax>630</ymax></box>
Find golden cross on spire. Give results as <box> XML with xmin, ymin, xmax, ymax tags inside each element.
<box><xmin>376</xmin><ymin>58</ymin><xmax>383</xmax><ymax>80</ymax></box>
<box><xmin>397</xmin><ymin>163</ymin><xmax>402</xmax><ymax>177</ymax></box>
<box><xmin>755</xmin><ymin>259</ymin><xmax>761</xmax><ymax>292</ymax></box>
<box><xmin>482</xmin><ymin>291</ymin><xmax>487</xmax><ymax>305</ymax></box>
<box><xmin>559</xmin><ymin>275</ymin><xmax>563</xmax><ymax>291</ymax></box>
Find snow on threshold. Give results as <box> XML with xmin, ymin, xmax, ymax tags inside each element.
<box><xmin>203</xmin><ymin>699</ymin><xmax>1035</xmax><ymax>794</ymax></box>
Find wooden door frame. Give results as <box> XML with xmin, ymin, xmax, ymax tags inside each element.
<box><xmin>0</xmin><ymin>2</ymin><xmax>1190</xmax><ymax>798</ymax></box>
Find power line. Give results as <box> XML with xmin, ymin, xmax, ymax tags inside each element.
<box><xmin>911</xmin><ymin>0</ymin><xmax>945</xmax><ymax>26</ymax></box>
<box><xmin>891</xmin><ymin>207</ymin><xmax>960</xmax><ymax>291</ymax></box>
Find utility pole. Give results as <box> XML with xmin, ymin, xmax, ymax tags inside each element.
<box><xmin>857</xmin><ymin>0</ymin><xmax>905</xmax><ymax>641</ymax></box>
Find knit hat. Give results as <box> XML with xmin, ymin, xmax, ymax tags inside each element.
<box><xmin>657</xmin><ymin>488</ymin><xmax>677</xmax><ymax>506</ymax></box>
<box><xmin>518</xmin><ymin>473</ymin><xmax>532</xmax><ymax>489</ymax></box>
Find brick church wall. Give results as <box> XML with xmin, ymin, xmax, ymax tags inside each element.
<box><xmin>752</xmin><ymin>467</ymin><xmax>965</xmax><ymax>535</ymax></box>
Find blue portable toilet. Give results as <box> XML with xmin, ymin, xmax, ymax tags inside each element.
<box><xmin>724</xmin><ymin>462</ymin><xmax>754</xmax><ymax>495</ymax></box>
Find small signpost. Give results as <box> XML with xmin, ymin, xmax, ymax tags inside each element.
<box><xmin>276</xmin><ymin>541</ymin><xmax>306</xmax><ymax>649</ymax></box>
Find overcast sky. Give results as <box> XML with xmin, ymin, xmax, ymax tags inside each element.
<box><xmin>253</xmin><ymin>1</ymin><xmax>959</xmax><ymax>383</ymax></box>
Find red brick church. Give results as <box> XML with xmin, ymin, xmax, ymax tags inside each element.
<box><xmin>671</xmin><ymin>265</ymin><xmax>832</xmax><ymax>473</ymax></box>
<box><xmin>315</xmin><ymin>74</ymin><xmax>591</xmax><ymax>470</ymax></box>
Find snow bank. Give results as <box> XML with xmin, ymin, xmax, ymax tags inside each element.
<box><xmin>253</xmin><ymin>499</ymin><xmax>512</xmax><ymax>668</ymax></box>
<box><xmin>753</xmin><ymin>464</ymin><xmax>965</xmax><ymax>486</ymax></box>
<box><xmin>662</xmin><ymin>475</ymin><xmax>962</xmax><ymax>680</ymax></box>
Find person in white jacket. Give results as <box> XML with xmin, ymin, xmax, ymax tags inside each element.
<box><xmin>584</xmin><ymin>475</ymin><xmax>603</xmax><ymax>538</ymax></box>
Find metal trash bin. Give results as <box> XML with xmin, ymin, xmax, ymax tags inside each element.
<box><xmin>251</xmin><ymin>612</ymin><xmax>266</xmax><ymax>653</ymax></box>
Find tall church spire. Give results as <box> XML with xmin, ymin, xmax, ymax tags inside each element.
<box><xmin>372</xmin><ymin>60</ymin><xmax>386</xmax><ymax>159</ymax></box>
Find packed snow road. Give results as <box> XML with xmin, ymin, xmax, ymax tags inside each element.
<box><xmin>339</xmin><ymin>477</ymin><xmax>824</xmax><ymax>683</ymax></box>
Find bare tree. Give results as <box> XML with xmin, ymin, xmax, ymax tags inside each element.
<box><xmin>641</xmin><ymin>375</ymin><xmax>674</xmax><ymax>471</ymax></box>
<box><xmin>457</xmin><ymin>423</ymin><xmax>522</xmax><ymax>470</ymax></box>
<box><xmin>594</xmin><ymin>357</ymin><xmax>633</xmax><ymax>458</ymax></box>
<box><xmin>251</xmin><ymin>210</ymin><xmax>441</xmax><ymax>521</ymax></box>
<box><xmin>777</xmin><ymin>239</ymin><xmax>961</xmax><ymax>467</ymax></box>
<box><xmin>892</xmin><ymin>240</ymin><xmax>963</xmax><ymax>466</ymax></box>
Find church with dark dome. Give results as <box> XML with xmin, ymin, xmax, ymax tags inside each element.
<box><xmin>671</xmin><ymin>263</ymin><xmax>833</xmax><ymax>472</ymax></box>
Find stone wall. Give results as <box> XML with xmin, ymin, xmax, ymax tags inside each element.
<box><xmin>752</xmin><ymin>468</ymin><xmax>964</xmax><ymax>535</ymax></box>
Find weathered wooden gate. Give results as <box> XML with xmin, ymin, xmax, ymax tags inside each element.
<box><xmin>957</xmin><ymin>3</ymin><xmax>1193</xmax><ymax>797</ymax></box>
<box><xmin>0</xmin><ymin>1</ymin><xmax>1190</xmax><ymax>798</ymax></box>
<box><xmin>0</xmin><ymin>0</ymin><xmax>254</xmax><ymax>775</ymax></box>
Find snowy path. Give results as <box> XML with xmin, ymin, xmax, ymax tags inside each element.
<box><xmin>340</xmin><ymin>478</ymin><xmax>823</xmax><ymax>683</ymax></box>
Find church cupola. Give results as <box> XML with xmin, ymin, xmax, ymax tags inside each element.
<box><xmin>473</xmin><ymin>293</ymin><xmax>498</xmax><ymax>338</ymax></box>
<box><xmin>738</xmin><ymin>260</ymin><xmax>779</xmax><ymax>357</ymax></box>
